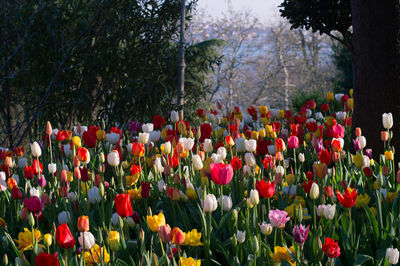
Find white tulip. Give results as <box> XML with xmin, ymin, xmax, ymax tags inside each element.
<box><xmin>30</xmin><ymin>142</ymin><xmax>42</xmax><ymax>157</ymax></box>
<box><xmin>259</xmin><ymin>222</ymin><xmax>273</xmax><ymax>236</ymax></box>
<box><xmin>386</xmin><ymin>247</ymin><xmax>399</xmax><ymax>265</ymax></box>
<box><xmin>217</xmin><ymin>147</ymin><xmax>227</xmax><ymax>160</ymax></box>
<box><xmin>249</xmin><ymin>189</ymin><xmax>260</xmax><ymax>206</ymax></box>
<box><xmin>203</xmin><ymin>139</ymin><xmax>213</xmax><ymax>153</ymax></box>
<box><xmin>276</xmin><ymin>165</ymin><xmax>284</xmax><ymax>176</ymax></box>
<box><xmin>30</xmin><ymin>187</ymin><xmax>40</xmax><ymax>197</ymax></box>
<box><xmin>154</xmin><ymin>157</ymin><xmax>164</xmax><ymax>174</ymax></box>
<box><xmin>324</xmin><ymin>204</ymin><xmax>336</xmax><ymax>220</ymax></box>
<box><xmin>335</xmin><ymin>93</ymin><xmax>344</xmax><ymax>102</ymax></box>
<box><xmin>74</xmin><ymin>126</ymin><xmax>87</xmax><ymax>137</ymax></box>
<box><xmin>0</xmin><ymin>172</ymin><xmax>6</xmax><ymax>192</ymax></box>
<box><xmin>245</xmin><ymin>153</ymin><xmax>256</xmax><ymax>167</ymax></box>
<box><xmin>358</xmin><ymin>136</ymin><xmax>366</xmax><ymax>149</ymax></box>
<box><xmin>298</xmin><ymin>153</ymin><xmax>305</xmax><ymax>163</ymax></box>
<box><xmin>18</xmin><ymin>158</ymin><xmax>27</xmax><ymax>169</ymax></box>
<box><xmin>316</xmin><ymin>204</ymin><xmax>326</xmax><ymax>217</ymax></box>
<box><xmin>211</xmin><ymin>153</ymin><xmax>222</xmax><ymax>164</ymax></box>
<box><xmin>58</xmin><ymin>211</ymin><xmax>71</xmax><ymax>224</ymax></box>
<box><xmin>139</xmin><ymin>133</ymin><xmax>149</xmax><ymax>144</ymax></box>
<box><xmin>107</xmin><ymin>151</ymin><xmax>120</xmax><ymax>167</ymax></box>
<box><xmin>78</xmin><ymin>232</ymin><xmax>95</xmax><ymax>250</ymax></box>
<box><xmin>164</xmin><ymin>141</ymin><xmax>172</xmax><ymax>154</ymax></box>
<box><xmin>157</xmin><ymin>179</ymin><xmax>166</xmax><ymax>192</ymax></box>
<box><xmin>245</xmin><ymin>139</ymin><xmax>257</xmax><ymax>152</ymax></box>
<box><xmin>126</xmin><ymin>143</ymin><xmax>133</xmax><ymax>153</ymax></box>
<box><xmin>235</xmin><ymin>137</ymin><xmax>246</xmax><ymax>153</ymax></box>
<box><xmin>383</xmin><ymin>113</ymin><xmax>393</xmax><ymax>130</ymax></box>
<box><xmin>236</xmin><ymin>230</ymin><xmax>246</xmax><ymax>243</ymax></box>
<box><xmin>219</xmin><ymin>195</ymin><xmax>233</xmax><ymax>211</ymax></box>
<box><xmin>142</xmin><ymin>123</ymin><xmax>154</xmax><ymax>133</ymax></box>
<box><xmin>335</xmin><ymin>111</ymin><xmax>347</xmax><ymax>121</ymax></box>
<box><xmin>202</xmin><ymin>194</ymin><xmax>218</xmax><ymax>212</ymax></box>
<box><xmin>310</xmin><ymin>183</ymin><xmax>320</xmax><ymax>200</ymax></box>
<box><xmin>88</xmin><ymin>186</ymin><xmax>101</xmax><ymax>204</ymax></box>
<box><xmin>192</xmin><ymin>154</ymin><xmax>204</xmax><ymax>170</ymax></box>
<box><xmin>106</xmin><ymin>133</ymin><xmax>120</xmax><ymax>145</ymax></box>
<box><xmin>170</xmin><ymin>111</ymin><xmax>180</xmax><ymax>123</ymax></box>
<box><xmin>179</xmin><ymin>137</ymin><xmax>194</xmax><ymax>151</ymax></box>
<box><xmin>111</xmin><ymin>213</ymin><xmax>119</xmax><ymax>226</ymax></box>
<box><xmin>150</xmin><ymin>131</ymin><xmax>161</xmax><ymax>143</ymax></box>
<box><xmin>267</xmin><ymin>145</ymin><xmax>276</xmax><ymax>155</ymax></box>
<box><xmin>48</xmin><ymin>163</ymin><xmax>57</xmax><ymax>174</ymax></box>
<box><xmin>315</xmin><ymin>112</ymin><xmax>324</xmax><ymax>120</ymax></box>
<box><xmin>63</xmin><ymin>143</ymin><xmax>73</xmax><ymax>157</ymax></box>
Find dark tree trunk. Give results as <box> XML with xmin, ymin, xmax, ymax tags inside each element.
<box><xmin>351</xmin><ymin>0</ymin><xmax>400</xmax><ymax>159</ymax></box>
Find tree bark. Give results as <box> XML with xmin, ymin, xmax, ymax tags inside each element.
<box><xmin>351</xmin><ymin>0</ymin><xmax>400</xmax><ymax>158</ymax></box>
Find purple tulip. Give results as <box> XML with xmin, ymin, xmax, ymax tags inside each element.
<box><xmin>38</xmin><ymin>175</ymin><xmax>46</xmax><ymax>187</ymax></box>
<box><xmin>353</xmin><ymin>138</ymin><xmax>361</xmax><ymax>151</ymax></box>
<box><xmin>365</xmin><ymin>148</ymin><xmax>373</xmax><ymax>159</ymax></box>
<box><xmin>293</xmin><ymin>224</ymin><xmax>310</xmax><ymax>245</ymax></box>
<box><xmin>129</xmin><ymin>120</ymin><xmax>142</xmax><ymax>134</ymax></box>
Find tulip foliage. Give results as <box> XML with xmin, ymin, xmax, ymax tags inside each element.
<box><xmin>1</xmin><ymin>92</ymin><xmax>400</xmax><ymax>265</ymax></box>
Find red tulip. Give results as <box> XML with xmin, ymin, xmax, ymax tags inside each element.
<box><xmin>35</xmin><ymin>252</ymin><xmax>60</xmax><ymax>266</ymax></box>
<box><xmin>274</xmin><ymin>138</ymin><xmax>286</xmax><ymax>152</ymax></box>
<box><xmin>199</xmin><ymin>123</ymin><xmax>212</xmax><ymax>142</ymax></box>
<box><xmin>56</xmin><ymin>223</ymin><xmax>75</xmax><ymax>249</ymax></box>
<box><xmin>171</xmin><ymin>227</ymin><xmax>185</xmax><ymax>245</ymax></box>
<box><xmin>322</xmin><ymin>238</ymin><xmax>340</xmax><ymax>258</ymax></box>
<box><xmin>210</xmin><ymin>163</ymin><xmax>233</xmax><ymax>185</ymax></box>
<box><xmin>231</xmin><ymin>156</ymin><xmax>242</xmax><ymax>170</ymax></box>
<box><xmin>302</xmin><ymin>179</ymin><xmax>314</xmax><ymax>194</ymax></box>
<box><xmin>166</xmin><ymin>186</ymin><xmax>180</xmax><ymax>201</ymax></box>
<box><xmin>318</xmin><ymin>149</ymin><xmax>332</xmax><ymax>165</ymax></box>
<box><xmin>23</xmin><ymin>196</ymin><xmax>44</xmax><ymax>213</ymax></box>
<box><xmin>12</xmin><ymin>187</ymin><xmax>23</xmax><ymax>200</ymax></box>
<box><xmin>324</xmin><ymin>186</ymin><xmax>334</xmax><ymax>198</ymax></box>
<box><xmin>141</xmin><ymin>181</ymin><xmax>151</xmax><ymax>198</ymax></box>
<box><xmin>336</xmin><ymin>187</ymin><xmax>358</xmax><ymax>208</ymax></box>
<box><xmin>256</xmin><ymin>180</ymin><xmax>275</xmax><ymax>199</ymax></box>
<box><xmin>114</xmin><ymin>193</ymin><xmax>133</xmax><ymax>217</ymax></box>
<box><xmin>153</xmin><ymin>115</ymin><xmax>166</xmax><ymax>129</ymax></box>
<box><xmin>262</xmin><ymin>155</ymin><xmax>276</xmax><ymax>170</ymax></box>
<box><xmin>24</xmin><ymin>165</ymin><xmax>35</xmax><ymax>180</ymax></box>
<box><xmin>32</xmin><ymin>158</ymin><xmax>43</xmax><ymax>175</ymax></box>
<box><xmin>82</xmin><ymin>130</ymin><xmax>97</xmax><ymax>148</ymax></box>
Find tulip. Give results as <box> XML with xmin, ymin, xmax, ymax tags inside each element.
<box><xmin>203</xmin><ymin>194</ymin><xmax>218</xmax><ymax>212</ymax></box>
<box><xmin>210</xmin><ymin>163</ymin><xmax>233</xmax><ymax>185</ymax></box>
<box><xmin>108</xmin><ymin>231</ymin><xmax>120</xmax><ymax>252</ymax></box>
<box><xmin>23</xmin><ymin>196</ymin><xmax>44</xmax><ymax>213</ymax></box>
<box><xmin>245</xmin><ymin>139</ymin><xmax>257</xmax><ymax>152</ymax></box>
<box><xmin>275</xmin><ymin>138</ymin><xmax>286</xmax><ymax>152</ymax></box>
<box><xmin>259</xmin><ymin>222</ymin><xmax>273</xmax><ymax>235</ymax></box>
<box><xmin>337</xmin><ymin>188</ymin><xmax>358</xmax><ymax>208</ymax></box>
<box><xmin>78</xmin><ymin>216</ymin><xmax>89</xmax><ymax>232</ymax></box>
<box><xmin>56</xmin><ymin>223</ymin><xmax>75</xmax><ymax>249</ymax></box>
<box><xmin>313</xmin><ymin>163</ymin><xmax>327</xmax><ymax>179</ymax></box>
<box><xmin>298</xmin><ymin>153</ymin><xmax>305</xmax><ymax>163</ymax></box>
<box><xmin>217</xmin><ymin>147</ymin><xmax>227</xmax><ymax>160</ymax></box>
<box><xmin>170</xmin><ymin>111</ymin><xmax>179</xmax><ymax>123</ymax></box>
<box><xmin>18</xmin><ymin>158</ymin><xmax>27</xmax><ymax>169</ymax></box>
<box><xmin>58</xmin><ymin>211</ymin><xmax>71</xmax><ymax>224</ymax></box>
<box><xmin>139</xmin><ymin>133</ymin><xmax>149</xmax><ymax>144</ymax></box>
<box><xmin>293</xmin><ymin>224</ymin><xmax>310</xmax><ymax>245</ymax></box>
<box><xmin>324</xmin><ymin>204</ymin><xmax>336</xmax><ymax>220</ymax></box>
<box><xmin>158</xmin><ymin>224</ymin><xmax>172</xmax><ymax>243</ymax></box>
<box><xmin>192</xmin><ymin>154</ymin><xmax>203</xmax><ymax>170</ymax></box>
<box><xmin>310</xmin><ymin>183</ymin><xmax>320</xmax><ymax>200</ymax></box>
<box><xmin>44</xmin><ymin>234</ymin><xmax>52</xmax><ymax>247</ymax></box>
<box><xmin>244</xmin><ymin>153</ymin><xmax>256</xmax><ymax>167</ymax></box>
<box><xmin>358</xmin><ymin>136</ymin><xmax>366</xmax><ymax>149</ymax></box>
<box><xmin>219</xmin><ymin>195</ymin><xmax>233</xmax><ymax>211</ymax></box>
<box><xmin>288</xmin><ymin>136</ymin><xmax>299</xmax><ymax>149</ymax></box>
<box><xmin>236</xmin><ymin>231</ymin><xmax>246</xmax><ymax>243</ymax></box>
<box><xmin>249</xmin><ymin>189</ymin><xmax>260</xmax><ymax>206</ymax></box>
<box><xmin>269</xmin><ymin>209</ymin><xmax>290</xmax><ymax>228</ymax></box>
<box><xmin>78</xmin><ymin>232</ymin><xmax>95</xmax><ymax>250</ymax></box>
<box><xmin>172</xmin><ymin>227</ymin><xmax>185</xmax><ymax>245</ymax></box>
<box><xmin>382</xmin><ymin>113</ymin><xmax>393</xmax><ymax>129</ymax></box>
<box><xmin>142</xmin><ymin>123</ymin><xmax>154</xmax><ymax>133</ymax></box>
<box><xmin>381</xmin><ymin>131</ymin><xmax>389</xmax><ymax>142</ymax></box>
<box><xmin>235</xmin><ymin>137</ymin><xmax>246</xmax><ymax>153</ymax></box>
<box><xmin>322</xmin><ymin>238</ymin><xmax>340</xmax><ymax>258</ymax></box>
<box><xmin>48</xmin><ymin>163</ymin><xmax>57</xmax><ymax>175</ymax></box>
<box><xmin>106</xmin><ymin>133</ymin><xmax>120</xmax><ymax>145</ymax></box>
<box><xmin>146</xmin><ymin>212</ymin><xmax>166</xmax><ymax>232</ymax></box>
<box><xmin>386</xmin><ymin>248</ymin><xmax>399</xmax><ymax>265</ymax></box>
<box><xmin>31</xmin><ymin>142</ymin><xmax>42</xmax><ymax>157</ymax></box>
<box><xmin>88</xmin><ymin>186</ymin><xmax>101</xmax><ymax>204</ymax></box>
<box><xmin>35</xmin><ymin>252</ymin><xmax>59</xmax><ymax>265</ymax></box>
<box><xmin>256</xmin><ymin>180</ymin><xmax>275</xmax><ymax>199</ymax></box>
<box><xmin>179</xmin><ymin>137</ymin><xmax>194</xmax><ymax>151</ymax></box>
<box><xmin>203</xmin><ymin>139</ymin><xmax>213</xmax><ymax>153</ymax></box>
<box><xmin>114</xmin><ymin>193</ymin><xmax>133</xmax><ymax>217</ymax></box>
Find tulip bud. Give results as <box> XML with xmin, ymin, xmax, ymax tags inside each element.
<box><xmin>28</xmin><ymin>213</ymin><xmax>35</xmax><ymax>227</ymax></box>
<box><xmin>310</xmin><ymin>183</ymin><xmax>320</xmax><ymax>200</ymax></box>
<box><xmin>203</xmin><ymin>139</ymin><xmax>213</xmax><ymax>153</ymax></box>
<box><xmin>298</xmin><ymin>153</ymin><xmax>305</xmax><ymax>163</ymax></box>
<box><xmin>231</xmin><ymin>209</ymin><xmax>238</xmax><ymax>224</ymax></box>
<box><xmin>355</xmin><ymin>127</ymin><xmax>362</xmax><ymax>137</ymax></box>
<box><xmin>108</xmin><ymin>231</ymin><xmax>120</xmax><ymax>252</ymax></box>
<box><xmin>249</xmin><ymin>189</ymin><xmax>260</xmax><ymax>206</ymax></box>
<box><xmin>77</xmin><ymin>216</ymin><xmax>89</xmax><ymax>232</ymax></box>
<box><xmin>259</xmin><ymin>222</ymin><xmax>273</xmax><ymax>235</ymax></box>
<box><xmin>381</xmin><ymin>131</ymin><xmax>389</xmax><ymax>142</ymax></box>
<box><xmin>236</xmin><ymin>230</ymin><xmax>246</xmax><ymax>243</ymax></box>
<box><xmin>171</xmin><ymin>111</ymin><xmax>179</xmax><ymax>123</ymax></box>
<box><xmin>3</xmin><ymin>254</ymin><xmax>8</xmax><ymax>266</ymax></box>
<box><xmin>30</xmin><ymin>142</ymin><xmax>42</xmax><ymax>157</ymax></box>
<box><xmin>139</xmin><ymin>228</ymin><xmax>145</xmax><ymax>243</ymax></box>
<box><xmin>44</xmin><ymin>233</ymin><xmax>52</xmax><ymax>247</ymax></box>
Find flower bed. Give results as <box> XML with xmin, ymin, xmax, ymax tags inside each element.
<box><xmin>0</xmin><ymin>91</ymin><xmax>399</xmax><ymax>265</ymax></box>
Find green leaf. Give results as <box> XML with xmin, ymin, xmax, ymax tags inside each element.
<box><xmin>362</xmin><ymin>202</ymin><xmax>379</xmax><ymax>241</ymax></box>
<box><xmin>353</xmin><ymin>254</ymin><xmax>373</xmax><ymax>265</ymax></box>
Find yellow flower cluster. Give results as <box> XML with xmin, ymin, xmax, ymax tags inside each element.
<box><xmin>81</xmin><ymin>244</ymin><xmax>110</xmax><ymax>265</ymax></box>
<box><xmin>182</xmin><ymin>229</ymin><xmax>203</xmax><ymax>246</ymax></box>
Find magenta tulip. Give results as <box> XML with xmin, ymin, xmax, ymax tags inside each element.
<box><xmin>287</xmin><ymin>136</ymin><xmax>299</xmax><ymax>149</ymax></box>
<box><xmin>23</xmin><ymin>196</ymin><xmax>44</xmax><ymax>213</ymax></box>
<box><xmin>210</xmin><ymin>163</ymin><xmax>234</xmax><ymax>185</ymax></box>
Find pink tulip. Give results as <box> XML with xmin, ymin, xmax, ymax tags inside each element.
<box><xmin>210</xmin><ymin>163</ymin><xmax>234</xmax><ymax>185</ymax></box>
<box><xmin>287</xmin><ymin>136</ymin><xmax>299</xmax><ymax>149</ymax></box>
<box><xmin>158</xmin><ymin>224</ymin><xmax>172</xmax><ymax>243</ymax></box>
<box><xmin>268</xmin><ymin>209</ymin><xmax>290</xmax><ymax>228</ymax></box>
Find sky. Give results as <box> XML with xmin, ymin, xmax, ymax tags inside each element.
<box><xmin>197</xmin><ymin>0</ymin><xmax>282</xmax><ymax>24</ymax></box>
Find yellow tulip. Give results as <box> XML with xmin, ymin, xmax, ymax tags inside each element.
<box><xmin>108</xmin><ymin>231</ymin><xmax>120</xmax><ymax>252</ymax></box>
<box><xmin>146</xmin><ymin>213</ymin><xmax>166</xmax><ymax>232</ymax></box>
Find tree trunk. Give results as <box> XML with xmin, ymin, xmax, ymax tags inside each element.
<box><xmin>351</xmin><ymin>0</ymin><xmax>400</xmax><ymax>159</ymax></box>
